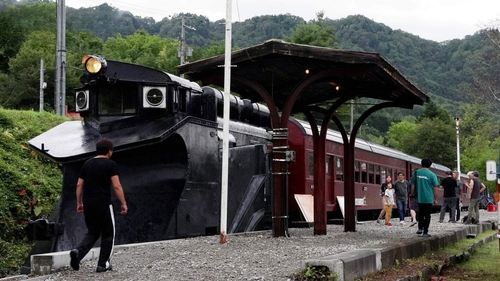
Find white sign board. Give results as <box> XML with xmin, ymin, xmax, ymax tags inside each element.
<box><xmin>294</xmin><ymin>194</ymin><xmax>314</xmax><ymax>223</ymax></box>
<box><xmin>486</xmin><ymin>160</ymin><xmax>497</xmax><ymax>181</ymax></box>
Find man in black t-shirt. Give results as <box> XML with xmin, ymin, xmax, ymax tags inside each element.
<box><xmin>69</xmin><ymin>139</ymin><xmax>127</xmax><ymax>273</ymax></box>
<box><xmin>439</xmin><ymin>171</ymin><xmax>457</xmax><ymax>223</ymax></box>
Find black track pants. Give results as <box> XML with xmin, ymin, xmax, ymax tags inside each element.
<box><xmin>417</xmin><ymin>203</ymin><xmax>432</xmax><ymax>234</ymax></box>
<box><xmin>75</xmin><ymin>203</ymin><xmax>115</xmax><ymax>267</ymax></box>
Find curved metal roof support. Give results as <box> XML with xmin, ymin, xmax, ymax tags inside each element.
<box><xmin>280</xmin><ymin>70</ymin><xmax>336</xmax><ymax>127</ymax></box>
<box><xmin>232</xmin><ymin>76</ymin><xmax>280</xmax><ymax>128</ymax></box>
<box><xmin>303</xmin><ymin>95</ymin><xmax>351</xmax><ymax>235</ymax></box>
<box><xmin>344</xmin><ymin>101</ymin><xmax>399</xmax><ymax>232</ymax></box>
<box><xmin>232</xmin><ymin>75</ymin><xmax>289</xmax><ymax>237</ymax></box>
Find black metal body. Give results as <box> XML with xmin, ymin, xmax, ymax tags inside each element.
<box><xmin>29</xmin><ymin>59</ymin><xmax>272</xmax><ymax>251</ymax></box>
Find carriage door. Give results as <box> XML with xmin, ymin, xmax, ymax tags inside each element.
<box><xmin>325</xmin><ymin>155</ymin><xmax>335</xmax><ymax>209</ymax></box>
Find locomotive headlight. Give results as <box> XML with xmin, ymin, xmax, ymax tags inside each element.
<box><xmin>82</xmin><ymin>55</ymin><xmax>107</xmax><ymax>74</ymax></box>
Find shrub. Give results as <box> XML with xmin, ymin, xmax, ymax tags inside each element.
<box><xmin>0</xmin><ymin>109</ymin><xmax>65</xmax><ymax>277</ymax></box>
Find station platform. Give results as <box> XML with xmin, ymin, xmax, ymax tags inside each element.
<box><xmin>5</xmin><ymin>210</ymin><xmax>499</xmax><ymax>281</ymax></box>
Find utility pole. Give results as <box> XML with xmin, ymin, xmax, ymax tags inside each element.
<box><xmin>55</xmin><ymin>0</ymin><xmax>66</xmax><ymax>116</ymax></box>
<box><xmin>219</xmin><ymin>0</ymin><xmax>232</xmax><ymax>244</ymax></box>
<box><xmin>178</xmin><ymin>16</ymin><xmax>195</xmax><ymax>78</ymax></box>
<box><xmin>179</xmin><ymin>16</ymin><xmax>186</xmax><ymax>66</ymax></box>
<box><xmin>39</xmin><ymin>59</ymin><xmax>45</xmax><ymax>112</ymax></box>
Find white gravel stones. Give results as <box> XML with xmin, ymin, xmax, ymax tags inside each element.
<box><xmin>32</xmin><ymin>210</ymin><xmax>498</xmax><ymax>281</ymax></box>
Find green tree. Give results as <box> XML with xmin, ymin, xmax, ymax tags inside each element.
<box><xmin>408</xmin><ymin>118</ymin><xmax>456</xmax><ymax>168</ymax></box>
<box><xmin>1</xmin><ymin>31</ymin><xmax>103</xmax><ymax>110</ymax></box>
<box><xmin>287</xmin><ymin>13</ymin><xmax>336</xmax><ymax>47</ymax></box>
<box><xmin>191</xmin><ymin>41</ymin><xmax>225</xmax><ymax>61</ymax></box>
<box><xmin>0</xmin><ymin>1</ymin><xmax>55</xmax><ymax>72</ymax></box>
<box><xmin>3</xmin><ymin>31</ymin><xmax>55</xmax><ymax>109</ymax></box>
<box><xmin>418</xmin><ymin>101</ymin><xmax>451</xmax><ymax>122</ymax></box>
<box><xmin>386</xmin><ymin>119</ymin><xmax>418</xmax><ymax>151</ymax></box>
<box><xmin>0</xmin><ymin>12</ymin><xmax>25</xmax><ymax>72</ymax></box>
<box><xmin>103</xmin><ymin>30</ymin><xmax>179</xmax><ymax>73</ymax></box>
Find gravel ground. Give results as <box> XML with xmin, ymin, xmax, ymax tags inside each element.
<box><xmin>29</xmin><ymin>210</ymin><xmax>499</xmax><ymax>281</ymax></box>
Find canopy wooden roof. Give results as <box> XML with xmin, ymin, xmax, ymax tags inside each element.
<box><xmin>178</xmin><ymin>39</ymin><xmax>428</xmax><ymax>110</ymax></box>
<box><xmin>178</xmin><ymin>39</ymin><xmax>430</xmax><ymax>236</ymax></box>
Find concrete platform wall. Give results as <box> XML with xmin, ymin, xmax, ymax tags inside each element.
<box><xmin>303</xmin><ymin>221</ymin><xmax>496</xmax><ymax>281</ymax></box>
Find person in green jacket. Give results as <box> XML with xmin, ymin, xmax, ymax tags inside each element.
<box><xmin>411</xmin><ymin>158</ymin><xmax>439</xmax><ymax>237</ymax></box>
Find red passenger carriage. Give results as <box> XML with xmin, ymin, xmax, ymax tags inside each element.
<box><xmin>287</xmin><ymin>118</ymin><xmax>466</xmax><ymax>223</ymax></box>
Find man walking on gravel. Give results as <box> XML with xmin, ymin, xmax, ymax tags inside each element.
<box><xmin>411</xmin><ymin>158</ymin><xmax>439</xmax><ymax>237</ymax></box>
<box><xmin>70</xmin><ymin>139</ymin><xmax>128</xmax><ymax>272</ymax></box>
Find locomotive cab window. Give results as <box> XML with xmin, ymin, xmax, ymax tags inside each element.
<box><xmin>178</xmin><ymin>87</ymin><xmax>191</xmax><ymax>112</ymax></box>
<box><xmin>98</xmin><ymin>83</ymin><xmax>137</xmax><ymax>115</ymax></box>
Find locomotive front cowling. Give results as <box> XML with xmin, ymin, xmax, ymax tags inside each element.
<box><xmin>28</xmin><ymin>56</ymin><xmax>272</xmax><ymax>252</ymax></box>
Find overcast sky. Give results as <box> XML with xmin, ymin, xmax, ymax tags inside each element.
<box><xmin>65</xmin><ymin>0</ymin><xmax>500</xmax><ymax>42</ymax></box>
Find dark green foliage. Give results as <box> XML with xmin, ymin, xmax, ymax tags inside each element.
<box><xmin>0</xmin><ymin>240</ymin><xmax>31</xmax><ymax>277</ymax></box>
<box><xmin>419</xmin><ymin>101</ymin><xmax>451</xmax><ymax>122</ymax></box>
<box><xmin>0</xmin><ymin>109</ymin><xmax>65</xmax><ymax>277</ymax></box>
<box><xmin>67</xmin><ymin>3</ymin><xmax>157</xmax><ymax>39</ymax></box>
<box><xmin>0</xmin><ymin>1</ymin><xmax>55</xmax><ymax>72</ymax></box>
<box><xmin>287</xmin><ymin>12</ymin><xmax>336</xmax><ymax>47</ymax></box>
<box><xmin>406</xmin><ymin>118</ymin><xmax>456</xmax><ymax>168</ymax></box>
<box><xmin>293</xmin><ymin>266</ymin><xmax>338</xmax><ymax>280</ymax></box>
<box><xmin>102</xmin><ymin>30</ymin><xmax>179</xmax><ymax>73</ymax></box>
<box><xmin>157</xmin><ymin>13</ymin><xmax>220</xmax><ymax>47</ymax></box>
<box><xmin>232</xmin><ymin>14</ymin><xmax>305</xmax><ymax>47</ymax></box>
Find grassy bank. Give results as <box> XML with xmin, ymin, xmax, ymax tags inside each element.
<box><xmin>358</xmin><ymin>230</ymin><xmax>497</xmax><ymax>280</ymax></box>
<box><xmin>0</xmin><ymin>109</ymin><xmax>65</xmax><ymax>277</ymax></box>
<box><xmin>442</xmin><ymin>238</ymin><xmax>500</xmax><ymax>280</ymax></box>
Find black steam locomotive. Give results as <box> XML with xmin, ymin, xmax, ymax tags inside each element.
<box><xmin>29</xmin><ymin>56</ymin><xmax>273</xmax><ymax>251</ymax></box>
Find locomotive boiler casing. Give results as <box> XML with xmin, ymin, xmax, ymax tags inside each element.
<box><xmin>28</xmin><ymin>58</ymin><xmax>272</xmax><ymax>252</ymax></box>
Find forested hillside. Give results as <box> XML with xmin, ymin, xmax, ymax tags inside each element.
<box><xmin>0</xmin><ymin>0</ymin><xmax>497</xmax><ymax>166</ymax></box>
<box><xmin>0</xmin><ymin>1</ymin><xmax>498</xmax><ymax>276</ymax></box>
<box><xmin>61</xmin><ymin>4</ymin><xmax>500</xmax><ymax>111</ymax></box>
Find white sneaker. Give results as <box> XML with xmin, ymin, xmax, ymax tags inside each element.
<box><xmin>399</xmin><ymin>221</ymin><xmax>405</xmax><ymax>225</ymax></box>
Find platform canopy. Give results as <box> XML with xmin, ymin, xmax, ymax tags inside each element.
<box><xmin>179</xmin><ymin>39</ymin><xmax>429</xmax><ymax>236</ymax></box>
<box><xmin>179</xmin><ymin>39</ymin><xmax>427</xmax><ymax>111</ymax></box>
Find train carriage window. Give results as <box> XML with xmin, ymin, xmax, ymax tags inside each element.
<box><xmin>368</xmin><ymin>164</ymin><xmax>374</xmax><ymax>184</ymax></box>
<box><xmin>354</xmin><ymin>161</ymin><xmax>360</xmax><ymax>182</ymax></box>
<box><xmin>98</xmin><ymin>83</ymin><xmax>137</xmax><ymax>115</ymax></box>
<box><xmin>360</xmin><ymin>162</ymin><xmax>367</xmax><ymax>183</ymax></box>
<box><xmin>375</xmin><ymin>165</ymin><xmax>381</xmax><ymax>184</ymax></box>
<box><xmin>307</xmin><ymin>151</ymin><xmax>314</xmax><ymax>178</ymax></box>
<box><xmin>335</xmin><ymin>157</ymin><xmax>343</xmax><ymax>181</ymax></box>
<box><xmin>380</xmin><ymin>168</ymin><xmax>387</xmax><ymax>183</ymax></box>
<box><xmin>326</xmin><ymin>155</ymin><xmax>333</xmax><ymax>175</ymax></box>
